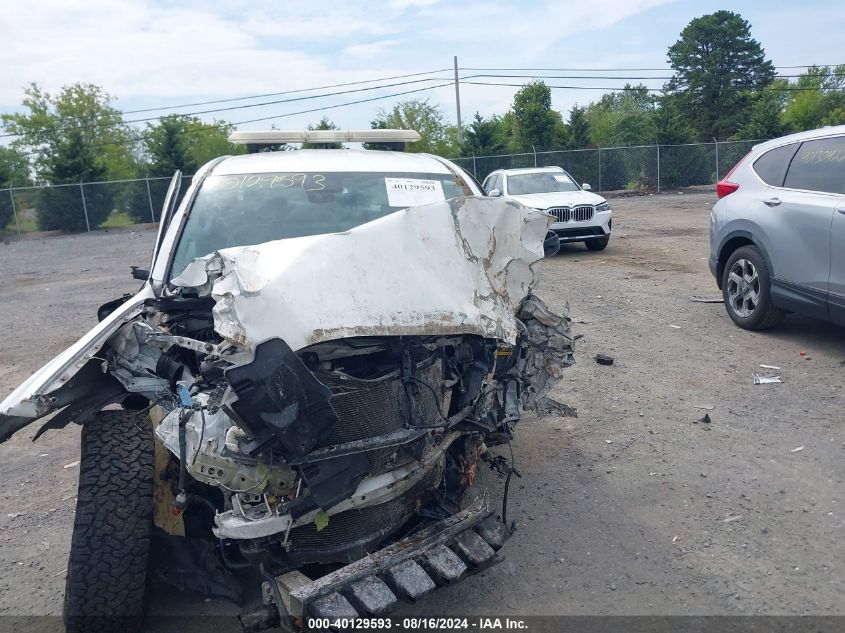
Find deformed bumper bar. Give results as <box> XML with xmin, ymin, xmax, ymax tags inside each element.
<box><xmin>251</xmin><ymin>499</ymin><xmax>510</xmax><ymax>628</ymax></box>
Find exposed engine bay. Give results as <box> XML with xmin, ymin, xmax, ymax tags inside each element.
<box><xmin>0</xmin><ymin>197</ymin><xmax>574</xmax><ymax>626</ymax></box>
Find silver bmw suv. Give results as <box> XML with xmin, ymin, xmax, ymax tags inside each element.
<box><xmin>709</xmin><ymin>125</ymin><xmax>845</xmax><ymax>330</ymax></box>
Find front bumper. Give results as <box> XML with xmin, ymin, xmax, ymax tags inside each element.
<box><xmin>551</xmin><ymin>213</ymin><xmax>611</xmax><ymax>243</ymax></box>
<box><xmin>259</xmin><ymin>499</ymin><xmax>509</xmax><ymax>624</ymax></box>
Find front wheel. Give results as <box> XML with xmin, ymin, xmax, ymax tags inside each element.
<box><xmin>63</xmin><ymin>410</ymin><xmax>154</xmax><ymax>633</ymax></box>
<box><xmin>585</xmin><ymin>236</ymin><xmax>609</xmax><ymax>251</ymax></box>
<box><xmin>721</xmin><ymin>245</ymin><xmax>785</xmax><ymax>330</ymax></box>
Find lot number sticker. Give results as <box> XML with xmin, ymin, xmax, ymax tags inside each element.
<box><xmin>385</xmin><ymin>178</ymin><xmax>445</xmax><ymax>207</ymax></box>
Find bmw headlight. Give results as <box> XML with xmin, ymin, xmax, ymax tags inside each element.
<box><xmin>596</xmin><ymin>201</ymin><xmax>611</xmax><ymax>212</ymax></box>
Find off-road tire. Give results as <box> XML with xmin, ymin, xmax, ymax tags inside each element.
<box><xmin>63</xmin><ymin>410</ymin><xmax>154</xmax><ymax>633</ymax></box>
<box><xmin>585</xmin><ymin>236</ymin><xmax>609</xmax><ymax>251</ymax></box>
<box><xmin>721</xmin><ymin>245</ymin><xmax>785</xmax><ymax>330</ymax></box>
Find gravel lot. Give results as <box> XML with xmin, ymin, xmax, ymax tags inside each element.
<box><xmin>1</xmin><ymin>192</ymin><xmax>843</xmax><ymax>626</ymax></box>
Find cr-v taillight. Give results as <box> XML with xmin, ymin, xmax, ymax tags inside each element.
<box><xmin>716</xmin><ymin>152</ymin><xmax>750</xmax><ymax>199</ymax></box>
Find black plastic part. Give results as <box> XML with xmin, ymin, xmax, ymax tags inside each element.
<box><xmin>97</xmin><ymin>293</ymin><xmax>133</xmax><ymax>322</ymax></box>
<box><xmin>299</xmin><ymin>452</ymin><xmax>370</xmax><ymax>509</ymax></box>
<box><xmin>130</xmin><ymin>266</ymin><xmax>150</xmax><ymax>280</ymax></box>
<box><xmin>149</xmin><ymin>529</ymin><xmax>243</xmax><ymax>604</ymax></box>
<box><xmin>224</xmin><ymin>338</ymin><xmax>339</xmax><ymax>458</ymax></box>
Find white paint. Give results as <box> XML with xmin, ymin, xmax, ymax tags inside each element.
<box><xmin>174</xmin><ymin>197</ymin><xmax>551</xmax><ymax>352</ymax></box>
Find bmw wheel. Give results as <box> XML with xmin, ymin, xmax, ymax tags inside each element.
<box><xmin>721</xmin><ymin>245</ymin><xmax>785</xmax><ymax>330</ymax></box>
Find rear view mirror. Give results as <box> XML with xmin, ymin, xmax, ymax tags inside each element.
<box><xmin>582</xmin><ymin>183</ymin><xmax>592</xmax><ymax>191</ymax></box>
<box><xmin>487</xmin><ymin>188</ymin><xmax>501</xmax><ymax>197</ymax></box>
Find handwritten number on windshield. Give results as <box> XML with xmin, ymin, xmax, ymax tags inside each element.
<box><xmin>218</xmin><ymin>174</ymin><xmax>326</xmax><ymax>191</ymax></box>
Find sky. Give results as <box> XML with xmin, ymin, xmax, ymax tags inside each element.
<box><xmin>0</xmin><ymin>0</ymin><xmax>843</xmax><ymax>145</ymax></box>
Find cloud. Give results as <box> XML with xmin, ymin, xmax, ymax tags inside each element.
<box><xmin>0</xmin><ymin>0</ymin><xmax>685</xmax><ymax>132</ymax></box>
<box><xmin>342</xmin><ymin>40</ymin><xmax>401</xmax><ymax>59</ymax></box>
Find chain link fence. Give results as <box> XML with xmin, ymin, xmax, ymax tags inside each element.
<box><xmin>0</xmin><ymin>175</ymin><xmax>194</xmax><ymax>235</ymax></box>
<box><xmin>452</xmin><ymin>139</ymin><xmax>760</xmax><ymax>193</ymax></box>
<box><xmin>0</xmin><ymin>140</ymin><xmax>761</xmax><ymax>235</ymax></box>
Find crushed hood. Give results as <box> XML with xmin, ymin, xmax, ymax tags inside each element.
<box><xmin>173</xmin><ymin>197</ymin><xmax>552</xmax><ymax>351</ymax></box>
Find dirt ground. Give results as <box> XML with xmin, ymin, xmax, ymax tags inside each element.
<box><xmin>0</xmin><ymin>192</ymin><xmax>843</xmax><ymax>626</ymax></box>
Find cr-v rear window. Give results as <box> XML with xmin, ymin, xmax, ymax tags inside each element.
<box><xmin>783</xmin><ymin>136</ymin><xmax>845</xmax><ymax>195</ymax></box>
<box><xmin>752</xmin><ymin>143</ymin><xmax>798</xmax><ymax>187</ymax></box>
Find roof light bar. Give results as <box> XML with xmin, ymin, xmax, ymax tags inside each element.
<box><xmin>228</xmin><ymin>129</ymin><xmax>421</xmax><ymax>144</ymax></box>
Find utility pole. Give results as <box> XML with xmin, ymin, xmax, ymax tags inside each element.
<box><xmin>454</xmin><ymin>56</ymin><xmax>463</xmax><ymax>146</ymax></box>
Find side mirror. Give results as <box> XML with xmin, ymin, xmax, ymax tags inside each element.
<box><xmin>582</xmin><ymin>183</ymin><xmax>592</xmax><ymax>191</ymax></box>
<box><xmin>131</xmin><ymin>266</ymin><xmax>150</xmax><ymax>280</ymax></box>
<box><xmin>487</xmin><ymin>188</ymin><xmax>501</xmax><ymax>197</ymax></box>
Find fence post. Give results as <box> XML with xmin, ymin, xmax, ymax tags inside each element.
<box><xmin>79</xmin><ymin>182</ymin><xmax>91</xmax><ymax>232</ymax></box>
<box><xmin>598</xmin><ymin>147</ymin><xmax>602</xmax><ymax>192</ymax></box>
<box><xmin>472</xmin><ymin>154</ymin><xmax>477</xmax><ymax>179</ymax></box>
<box><xmin>656</xmin><ymin>144</ymin><xmax>661</xmax><ymax>193</ymax></box>
<box><xmin>532</xmin><ymin>146</ymin><xmax>537</xmax><ymax>167</ymax></box>
<box><xmin>714</xmin><ymin>138</ymin><xmax>720</xmax><ymax>182</ymax></box>
<box><xmin>145</xmin><ymin>177</ymin><xmax>156</xmax><ymax>222</ymax></box>
<box><xmin>8</xmin><ymin>189</ymin><xmax>21</xmax><ymax>235</ymax></box>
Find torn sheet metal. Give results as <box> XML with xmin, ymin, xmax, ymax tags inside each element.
<box><xmin>0</xmin><ymin>286</ymin><xmax>155</xmax><ymax>436</ymax></box>
<box><xmin>172</xmin><ymin>197</ymin><xmax>552</xmax><ymax>352</ymax></box>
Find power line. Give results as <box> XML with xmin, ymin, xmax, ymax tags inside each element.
<box><xmin>0</xmin><ymin>75</ymin><xmax>456</xmax><ymax>139</ymax></box>
<box><xmin>465</xmin><ymin>72</ymin><xmax>824</xmax><ymax>81</ymax></box>
<box><xmin>462</xmin><ymin>81</ymin><xmax>836</xmax><ymax>92</ymax></box>
<box><xmin>462</xmin><ymin>64</ymin><xmax>844</xmax><ymax>71</ymax></box>
<box><xmin>118</xmin><ymin>68</ymin><xmax>451</xmax><ymax>115</ymax></box>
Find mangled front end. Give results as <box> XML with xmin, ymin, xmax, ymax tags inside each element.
<box><xmin>0</xmin><ymin>197</ymin><xmax>574</xmax><ymax>624</ymax></box>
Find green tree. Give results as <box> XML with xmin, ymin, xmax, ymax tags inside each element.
<box><xmin>38</xmin><ymin>127</ymin><xmax>111</xmax><ymax>230</ymax></box>
<box><xmin>2</xmin><ymin>83</ymin><xmax>136</xmax><ymax>181</ymax></box>
<box><xmin>0</xmin><ymin>146</ymin><xmax>31</xmax><ymax>231</ymax></box>
<box><xmin>732</xmin><ymin>79</ymin><xmax>789</xmax><ymax>140</ymax></box>
<box><xmin>144</xmin><ymin>116</ymin><xmax>199</xmax><ymax>176</ymax></box>
<box><xmin>511</xmin><ymin>81</ymin><xmax>565</xmax><ymax>151</ymax></box>
<box><xmin>365</xmin><ymin>99</ymin><xmax>457</xmax><ymax>155</ymax></box>
<box><xmin>302</xmin><ymin>116</ymin><xmax>343</xmax><ymax>149</ymax></box>
<box><xmin>585</xmin><ymin>85</ymin><xmax>656</xmax><ymax>147</ymax></box>
<box><xmin>459</xmin><ymin>113</ymin><xmax>507</xmax><ymax>156</ymax></box>
<box><xmin>666</xmin><ymin>11</ymin><xmax>775</xmax><ymax>140</ymax></box>
<box><xmin>565</xmin><ymin>105</ymin><xmax>591</xmax><ymax>149</ymax></box>
<box><xmin>1</xmin><ymin>83</ymin><xmax>136</xmax><ymax>230</ymax></box>
<box><xmin>132</xmin><ymin>116</ymin><xmax>243</xmax><ymax>222</ymax></box>
<box><xmin>782</xmin><ymin>66</ymin><xmax>845</xmax><ymax>132</ymax></box>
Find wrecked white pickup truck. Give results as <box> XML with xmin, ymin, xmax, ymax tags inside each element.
<box><xmin>0</xmin><ymin>131</ymin><xmax>574</xmax><ymax>632</ymax></box>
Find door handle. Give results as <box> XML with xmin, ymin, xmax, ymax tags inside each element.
<box><xmin>762</xmin><ymin>197</ymin><xmax>781</xmax><ymax>207</ymax></box>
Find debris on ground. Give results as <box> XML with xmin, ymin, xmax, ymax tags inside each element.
<box><xmin>690</xmin><ymin>297</ymin><xmax>723</xmax><ymax>303</ymax></box>
<box><xmin>752</xmin><ymin>374</ymin><xmax>782</xmax><ymax>385</ymax></box>
<box><xmin>723</xmin><ymin>515</ymin><xmax>742</xmax><ymax>523</ymax></box>
<box><xmin>791</xmin><ymin>446</ymin><xmax>805</xmax><ymax>453</ymax></box>
<box><xmin>694</xmin><ymin>404</ymin><xmax>715</xmax><ymax>410</ymax></box>
<box><xmin>534</xmin><ymin>397</ymin><xmax>578</xmax><ymax>418</ymax></box>
<box><xmin>62</xmin><ymin>460</ymin><xmax>80</xmax><ymax>469</ymax></box>
<box><xmin>7</xmin><ymin>513</ymin><xmax>22</xmax><ymax>518</ymax></box>
<box><xmin>605</xmin><ymin>439</ymin><xmax>613</xmax><ymax>444</ymax></box>
<box><xmin>595</xmin><ymin>353</ymin><xmax>614</xmax><ymax>365</ymax></box>
<box><xmin>669</xmin><ymin>324</ymin><xmax>682</xmax><ymax>329</ymax></box>
<box><xmin>759</xmin><ymin>364</ymin><xmax>781</xmax><ymax>370</ymax></box>
<box><xmin>693</xmin><ymin>413</ymin><xmax>712</xmax><ymax>425</ymax></box>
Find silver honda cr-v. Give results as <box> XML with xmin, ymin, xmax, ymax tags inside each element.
<box><xmin>709</xmin><ymin>125</ymin><xmax>845</xmax><ymax>330</ymax></box>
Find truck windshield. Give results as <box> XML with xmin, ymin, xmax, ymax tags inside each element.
<box><xmin>508</xmin><ymin>172</ymin><xmax>580</xmax><ymax>195</ymax></box>
<box><xmin>170</xmin><ymin>171</ymin><xmax>469</xmax><ymax>278</ymax></box>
